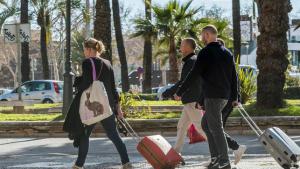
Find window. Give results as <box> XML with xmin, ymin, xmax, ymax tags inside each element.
<box><xmin>20</xmin><ymin>82</ymin><xmax>33</xmax><ymax>92</ymax></box>
<box><xmin>57</xmin><ymin>82</ymin><xmax>63</xmax><ymax>90</ymax></box>
<box><xmin>33</xmin><ymin>82</ymin><xmax>51</xmax><ymax>91</ymax></box>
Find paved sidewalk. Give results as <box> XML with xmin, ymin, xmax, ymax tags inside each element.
<box><xmin>0</xmin><ymin>135</ymin><xmax>299</xmax><ymax>169</ymax></box>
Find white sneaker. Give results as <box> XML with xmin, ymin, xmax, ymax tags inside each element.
<box><xmin>233</xmin><ymin>145</ymin><xmax>247</xmax><ymax>165</ymax></box>
<box><xmin>122</xmin><ymin>162</ymin><xmax>133</xmax><ymax>169</ymax></box>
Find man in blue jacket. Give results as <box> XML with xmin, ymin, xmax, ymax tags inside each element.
<box><xmin>176</xmin><ymin>25</ymin><xmax>239</xmax><ymax>169</ymax></box>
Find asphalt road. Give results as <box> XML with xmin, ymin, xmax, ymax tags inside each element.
<box><xmin>0</xmin><ymin>135</ymin><xmax>299</xmax><ymax>169</ymax></box>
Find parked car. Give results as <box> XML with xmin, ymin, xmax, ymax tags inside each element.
<box><xmin>0</xmin><ymin>80</ymin><xmax>63</xmax><ymax>103</ymax></box>
<box><xmin>0</xmin><ymin>88</ymin><xmax>12</xmax><ymax>96</ymax></box>
<box><xmin>157</xmin><ymin>84</ymin><xmax>175</xmax><ymax>100</ymax></box>
<box><xmin>152</xmin><ymin>87</ymin><xmax>160</xmax><ymax>94</ymax></box>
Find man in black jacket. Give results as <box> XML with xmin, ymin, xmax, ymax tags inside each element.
<box><xmin>162</xmin><ymin>38</ymin><xmax>206</xmax><ymax>154</ymax></box>
<box><xmin>217</xmin><ymin>38</ymin><xmax>247</xmax><ymax>166</ymax></box>
<box><xmin>176</xmin><ymin>25</ymin><xmax>238</xmax><ymax>169</ymax></box>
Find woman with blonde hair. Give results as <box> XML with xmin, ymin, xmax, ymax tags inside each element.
<box><xmin>63</xmin><ymin>38</ymin><xmax>132</xmax><ymax>169</ymax></box>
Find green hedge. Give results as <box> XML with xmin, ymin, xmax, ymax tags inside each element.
<box><xmin>123</xmin><ymin>93</ymin><xmax>158</xmax><ymax>101</ymax></box>
<box><xmin>284</xmin><ymin>87</ymin><xmax>300</xmax><ymax>99</ymax></box>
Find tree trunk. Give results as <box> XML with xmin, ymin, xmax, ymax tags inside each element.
<box><xmin>39</xmin><ymin>7</ymin><xmax>50</xmax><ymax>79</ymax></box>
<box><xmin>85</xmin><ymin>0</ymin><xmax>91</xmax><ymax>38</ymax></box>
<box><xmin>21</xmin><ymin>0</ymin><xmax>30</xmax><ymax>82</ymax></box>
<box><xmin>94</xmin><ymin>0</ymin><xmax>112</xmax><ymax>63</ymax></box>
<box><xmin>232</xmin><ymin>0</ymin><xmax>241</xmax><ymax>62</ymax></box>
<box><xmin>168</xmin><ymin>37</ymin><xmax>179</xmax><ymax>83</ymax></box>
<box><xmin>142</xmin><ymin>0</ymin><xmax>152</xmax><ymax>93</ymax></box>
<box><xmin>112</xmin><ymin>0</ymin><xmax>129</xmax><ymax>92</ymax></box>
<box><xmin>256</xmin><ymin>0</ymin><xmax>292</xmax><ymax>108</ymax></box>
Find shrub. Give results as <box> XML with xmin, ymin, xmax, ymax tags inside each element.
<box><xmin>285</xmin><ymin>74</ymin><xmax>300</xmax><ymax>88</ymax></box>
<box><xmin>135</xmin><ymin>94</ymin><xmax>158</xmax><ymax>100</ymax></box>
<box><xmin>119</xmin><ymin>93</ymin><xmax>152</xmax><ymax>118</ymax></box>
<box><xmin>237</xmin><ymin>67</ymin><xmax>257</xmax><ymax>104</ymax></box>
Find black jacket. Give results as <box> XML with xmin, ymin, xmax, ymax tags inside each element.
<box><xmin>63</xmin><ymin>57</ymin><xmax>119</xmax><ymax>139</ymax></box>
<box><xmin>162</xmin><ymin>53</ymin><xmax>203</xmax><ymax>104</ymax></box>
<box><xmin>176</xmin><ymin>42</ymin><xmax>238</xmax><ymax>101</ymax></box>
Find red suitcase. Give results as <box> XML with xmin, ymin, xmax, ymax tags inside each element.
<box><xmin>120</xmin><ymin>119</ymin><xmax>184</xmax><ymax>169</ymax></box>
<box><xmin>137</xmin><ymin>135</ymin><xmax>183</xmax><ymax>169</ymax></box>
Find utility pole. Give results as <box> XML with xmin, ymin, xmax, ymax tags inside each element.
<box><xmin>62</xmin><ymin>0</ymin><xmax>74</xmax><ymax>115</ymax></box>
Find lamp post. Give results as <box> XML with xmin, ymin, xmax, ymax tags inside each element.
<box><xmin>62</xmin><ymin>0</ymin><xmax>74</xmax><ymax>115</ymax></box>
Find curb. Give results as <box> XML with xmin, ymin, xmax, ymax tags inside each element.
<box><xmin>0</xmin><ymin>116</ymin><xmax>299</xmax><ymax>137</ymax></box>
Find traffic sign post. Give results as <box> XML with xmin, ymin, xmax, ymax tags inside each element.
<box><xmin>2</xmin><ymin>23</ymin><xmax>30</xmax><ymax>101</ymax></box>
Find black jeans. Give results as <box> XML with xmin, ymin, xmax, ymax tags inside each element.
<box><xmin>75</xmin><ymin>115</ymin><xmax>129</xmax><ymax>167</ymax></box>
<box><xmin>202</xmin><ymin>98</ymin><xmax>229</xmax><ymax>161</ymax></box>
<box><xmin>222</xmin><ymin>101</ymin><xmax>240</xmax><ymax>151</ymax></box>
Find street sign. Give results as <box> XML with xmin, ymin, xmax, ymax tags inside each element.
<box><xmin>3</xmin><ymin>23</ymin><xmax>30</xmax><ymax>43</ymax></box>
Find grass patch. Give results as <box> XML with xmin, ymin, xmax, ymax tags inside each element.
<box><xmin>231</xmin><ymin>99</ymin><xmax>300</xmax><ymax>117</ymax></box>
<box><xmin>0</xmin><ymin>103</ymin><xmax>61</xmax><ymax>111</ymax></box>
<box><xmin>0</xmin><ymin>99</ymin><xmax>299</xmax><ymax>121</ymax></box>
<box><xmin>0</xmin><ymin>113</ymin><xmax>64</xmax><ymax>121</ymax></box>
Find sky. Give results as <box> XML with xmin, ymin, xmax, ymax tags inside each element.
<box><xmin>120</xmin><ymin>0</ymin><xmax>300</xmax><ymax>19</ymax></box>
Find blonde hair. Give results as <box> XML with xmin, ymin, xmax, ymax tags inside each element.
<box><xmin>83</xmin><ymin>38</ymin><xmax>105</xmax><ymax>54</ymax></box>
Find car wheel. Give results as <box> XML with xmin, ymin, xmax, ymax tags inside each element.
<box><xmin>42</xmin><ymin>99</ymin><xmax>54</xmax><ymax>104</ymax></box>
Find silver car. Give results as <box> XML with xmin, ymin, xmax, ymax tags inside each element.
<box><xmin>157</xmin><ymin>84</ymin><xmax>175</xmax><ymax>100</ymax></box>
<box><xmin>0</xmin><ymin>88</ymin><xmax>12</xmax><ymax>96</ymax></box>
<box><xmin>0</xmin><ymin>80</ymin><xmax>63</xmax><ymax>103</ymax></box>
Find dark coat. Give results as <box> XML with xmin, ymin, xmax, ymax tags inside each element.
<box><xmin>176</xmin><ymin>42</ymin><xmax>238</xmax><ymax>101</ymax></box>
<box><xmin>63</xmin><ymin>57</ymin><xmax>119</xmax><ymax>145</ymax></box>
<box><xmin>162</xmin><ymin>53</ymin><xmax>203</xmax><ymax>104</ymax></box>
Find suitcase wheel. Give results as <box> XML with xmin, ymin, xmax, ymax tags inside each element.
<box><xmin>181</xmin><ymin>159</ymin><xmax>186</xmax><ymax>166</ymax></box>
<box><xmin>282</xmin><ymin>164</ymin><xmax>291</xmax><ymax>169</ymax></box>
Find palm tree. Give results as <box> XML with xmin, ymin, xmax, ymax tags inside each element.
<box><xmin>21</xmin><ymin>0</ymin><xmax>30</xmax><ymax>82</ymax></box>
<box><xmin>232</xmin><ymin>0</ymin><xmax>241</xmax><ymax>62</ymax></box>
<box><xmin>0</xmin><ymin>0</ymin><xmax>18</xmax><ymax>32</ymax></box>
<box><xmin>143</xmin><ymin>0</ymin><xmax>153</xmax><ymax>93</ymax></box>
<box><xmin>94</xmin><ymin>0</ymin><xmax>112</xmax><ymax>63</ymax></box>
<box><xmin>84</xmin><ymin>0</ymin><xmax>91</xmax><ymax>38</ymax></box>
<box><xmin>31</xmin><ymin>0</ymin><xmax>51</xmax><ymax>79</ymax></box>
<box><xmin>152</xmin><ymin>0</ymin><xmax>201</xmax><ymax>83</ymax></box>
<box><xmin>256</xmin><ymin>0</ymin><xmax>292</xmax><ymax>108</ymax></box>
<box><xmin>112</xmin><ymin>0</ymin><xmax>129</xmax><ymax>92</ymax></box>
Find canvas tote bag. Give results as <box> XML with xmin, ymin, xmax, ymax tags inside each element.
<box><xmin>79</xmin><ymin>58</ymin><xmax>113</xmax><ymax>125</ymax></box>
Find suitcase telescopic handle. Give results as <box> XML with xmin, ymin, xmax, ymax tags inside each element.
<box><xmin>119</xmin><ymin>118</ymin><xmax>141</xmax><ymax>143</ymax></box>
<box><xmin>237</xmin><ymin>104</ymin><xmax>263</xmax><ymax>137</ymax></box>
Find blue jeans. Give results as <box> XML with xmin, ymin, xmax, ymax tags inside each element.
<box><xmin>75</xmin><ymin>115</ymin><xmax>129</xmax><ymax>167</ymax></box>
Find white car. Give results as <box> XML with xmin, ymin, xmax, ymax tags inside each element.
<box><xmin>0</xmin><ymin>88</ymin><xmax>12</xmax><ymax>96</ymax></box>
<box><xmin>0</xmin><ymin>80</ymin><xmax>63</xmax><ymax>103</ymax></box>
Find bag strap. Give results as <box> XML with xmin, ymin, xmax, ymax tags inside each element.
<box><xmin>89</xmin><ymin>57</ymin><xmax>103</xmax><ymax>81</ymax></box>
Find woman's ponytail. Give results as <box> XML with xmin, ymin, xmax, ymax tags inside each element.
<box><xmin>83</xmin><ymin>38</ymin><xmax>105</xmax><ymax>54</ymax></box>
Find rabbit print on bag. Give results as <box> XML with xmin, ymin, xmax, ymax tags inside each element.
<box><xmin>85</xmin><ymin>92</ymin><xmax>104</xmax><ymax>117</ymax></box>
<box><xmin>79</xmin><ymin>58</ymin><xmax>113</xmax><ymax>125</ymax></box>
